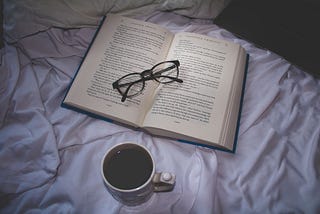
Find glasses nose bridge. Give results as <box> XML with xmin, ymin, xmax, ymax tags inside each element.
<box><xmin>141</xmin><ymin>69</ymin><xmax>153</xmax><ymax>78</ymax></box>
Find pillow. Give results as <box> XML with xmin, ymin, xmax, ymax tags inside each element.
<box><xmin>3</xmin><ymin>0</ymin><xmax>230</xmax><ymax>42</ymax></box>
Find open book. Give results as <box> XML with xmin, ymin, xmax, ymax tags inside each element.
<box><xmin>62</xmin><ymin>14</ymin><xmax>248</xmax><ymax>152</ymax></box>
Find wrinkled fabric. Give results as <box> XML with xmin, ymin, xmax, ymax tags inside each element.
<box><xmin>0</xmin><ymin>12</ymin><xmax>319</xmax><ymax>213</ymax></box>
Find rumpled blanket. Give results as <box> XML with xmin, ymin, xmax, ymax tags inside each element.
<box><xmin>1</xmin><ymin>11</ymin><xmax>320</xmax><ymax>214</ymax></box>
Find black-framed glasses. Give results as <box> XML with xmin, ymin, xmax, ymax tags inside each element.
<box><xmin>112</xmin><ymin>60</ymin><xmax>183</xmax><ymax>102</ymax></box>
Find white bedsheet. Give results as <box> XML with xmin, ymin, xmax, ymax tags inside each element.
<box><xmin>1</xmin><ymin>11</ymin><xmax>320</xmax><ymax>213</ymax></box>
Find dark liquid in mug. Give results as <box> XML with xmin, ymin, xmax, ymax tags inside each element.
<box><xmin>103</xmin><ymin>147</ymin><xmax>153</xmax><ymax>190</ymax></box>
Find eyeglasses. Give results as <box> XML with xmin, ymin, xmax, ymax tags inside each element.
<box><xmin>112</xmin><ymin>60</ymin><xmax>183</xmax><ymax>102</ymax></box>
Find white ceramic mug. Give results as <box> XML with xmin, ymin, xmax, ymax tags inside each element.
<box><xmin>101</xmin><ymin>142</ymin><xmax>175</xmax><ymax>206</ymax></box>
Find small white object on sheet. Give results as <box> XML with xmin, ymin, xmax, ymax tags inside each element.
<box><xmin>0</xmin><ymin>11</ymin><xmax>320</xmax><ymax>214</ymax></box>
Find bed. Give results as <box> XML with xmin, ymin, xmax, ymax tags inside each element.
<box><xmin>1</xmin><ymin>0</ymin><xmax>319</xmax><ymax>213</ymax></box>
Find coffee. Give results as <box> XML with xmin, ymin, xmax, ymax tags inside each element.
<box><xmin>103</xmin><ymin>146</ymin><xmax>153</xmax><ymax>190</ymax></box>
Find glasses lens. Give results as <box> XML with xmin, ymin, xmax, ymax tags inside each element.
<box><xmin>152</xmin><ymin>62</ymin><xmax>178</xmax><ymax>83</ymax></box>
<box><xmin>117</xmin><ymin>74</ymin><xmax>144</xmax><ymax>97</ymax></box>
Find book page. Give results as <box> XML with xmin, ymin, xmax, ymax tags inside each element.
<box><xmin>63</xmin><ymin>15</ymin><xmax>173</xmax><ymax>126</ymax></box>
<box><xmin>143</xmin><ymin>32</ymin><xmax>242</xmax><ymax>145</ymax></box>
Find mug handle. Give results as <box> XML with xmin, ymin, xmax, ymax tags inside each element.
<box><xmin>152</xmin><ymin>172</ymin><xmax>176</xmax><ymax>192</ymax></box>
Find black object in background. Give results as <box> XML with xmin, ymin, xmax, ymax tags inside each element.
<box><xmin>214</xmin><ymin>0</ymin><xmax>320</xmax><ymax>77</ymax></box>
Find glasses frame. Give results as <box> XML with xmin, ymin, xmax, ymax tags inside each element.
<box><xmin>112</xmin><ymin>60</ymin><xmax>182</xmax><ymax>102</ymax></box>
